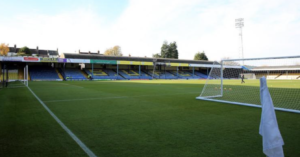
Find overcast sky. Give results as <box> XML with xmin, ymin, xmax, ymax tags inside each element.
<box><xmin>1</xmin><ymin>0</ymin><xmax>300</xmax><ymax>61</ymax></box>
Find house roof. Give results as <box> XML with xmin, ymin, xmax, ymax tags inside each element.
<box><xmin>29</xmin><ymin>49</ymin><xmax>38</xmax><ymax>54</ymax></box>
<box><xmin>39</xmin><ymin>50</ymin><xmax>48</xmax><ymax>55</ymax></box>
<box><xmin>48</xmin><ymin>50</ymin><xmax>58</xmax><ymax>55</ymax></box>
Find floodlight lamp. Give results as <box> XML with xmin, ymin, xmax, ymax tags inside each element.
<box><xmin>235</xmin><ymin>18</ymin><xmax>244</xmax><ymax>28</ymax></box>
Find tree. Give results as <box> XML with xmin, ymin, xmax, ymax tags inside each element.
<box><xmin>194</xmin><ymin>51</ymin><xmax>208</xmax><ymax>61</ymax></box>
<box><xmin>0</xmin><ymin>43</ymin><xmax>9</xmax><ymax>56</ymax></box>
<box><xmin>169</xmin><ymin>42</ymin><xmax>178</xmax><ymax>59</ymax></box>
<box><xmin>160</xmin><ymin>41</ymin><xmax>170</xmax><ymax>58</ymax></box>
<box><xmin>152</xmin><ymin>53</ymin><xmax>161</xmax><ymax>58</ymax></box>
<box><xmin>18</xmin><ymin>46</ymin><xmax>31</xmax><ymax>56</ymax></box>
<box><xmin>160</xmin><ymin>41</ymin><xmax>179</xmax><ymax>59</ymax></box>
<box><xmin>104</xmin><ymin>45</ymin><xmax>123</xmax><ymax>56</ymax></box>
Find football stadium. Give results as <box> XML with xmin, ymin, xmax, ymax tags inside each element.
<box><xmin>1</xmin><ymin>46</ymin><xmax>300</xmax><ymax>157</ymax></box>
<box><xmin>1</xmin><ymin>1</ymin><xmax>300</xmax><ymax>157</ymax></box>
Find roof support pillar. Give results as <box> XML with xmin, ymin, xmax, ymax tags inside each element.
<box><xmin>165</xmin><ymin>64</ymin><xmax>166</xmax><ymax>79</ymax></box>
<box><xmin>92</xmin><ymin>63</ymin><xmax>94</xmax><ymax>77</ymax></box>
<box><xmin>139</xmin><ymin>65</ymin><xmax>141</xmax><ymax>78</ymax></box>
<box><xmin>117</xmin><ymin>64</ymin><xmax>119</xmax><ymax>80</ymax></box>
<box><xmin>193</xmin><ymin>67</ymin><xmax>195</xmax><ymax>77</ymax></box>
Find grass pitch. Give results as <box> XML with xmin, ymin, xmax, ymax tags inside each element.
<box><xmin>1</xmin><ymin>80</ymin><xmax>300</xmax><ymax>157</ymax></box>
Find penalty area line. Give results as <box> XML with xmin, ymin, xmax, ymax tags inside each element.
<box><xmin>44</xmin><ymin>92</ymin><xmax>200</xmax><ymax>103</ymax></box>
<box><xmin>27</xmin><ymin>86</ymin><xmax>97</xmax><ymax>157</ymax></box>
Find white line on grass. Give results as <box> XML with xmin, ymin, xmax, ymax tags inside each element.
<box><xmin>60</xmin><ymin>83</ymin><xmax>84</xmax><ymax>88</ymax></box>
<box><xmin>27</xmin><ymin>86</ymin><xmax>97</xmax><ymax>157</ymax></box>
<box><xmin>44</xmin><ymin>96</ymin><xmax>128</xmax><ymax>103</ymax></box>
<box><xmin>44</xmin><ymin>92</ymin><xmax>200</xmax><ymax>103</ymax></box>
<box><xmin>35</xmin><ymin>82</ymin><xmax>84</xmax><ymax>88</ymax></box>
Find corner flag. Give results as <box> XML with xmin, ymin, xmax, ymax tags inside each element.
<box><xmin>259</xmin><ymin>77</ymin><xmax>284</xmax><ymax>157</ymax></box>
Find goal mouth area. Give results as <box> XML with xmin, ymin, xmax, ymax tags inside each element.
<box><xmin>196</xmin><ymin>97</ymin><xmax>300</xmax><ymax>114</ymax></box>
<box><xmin>197</xmin><ymin>56</ymin><xmax>300</xmax><ymax>114</ymax></box>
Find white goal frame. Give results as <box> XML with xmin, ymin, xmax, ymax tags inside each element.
<box><xmin>23</xmin><ymin>65</ymin><xmax>29</xmax><ymax>87</ymax></box>
<box><xmin>7</xmin><ymin>65</ymin><xmax>28</xmax><ymax>88</ymax></box>
<box><xmin>196</xmin><ymin>55</ymin><xmax>300</xmax><ymax>114</ymax></box>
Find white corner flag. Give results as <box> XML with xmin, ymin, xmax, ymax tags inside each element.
<box><xmin>259</xmin><ymin>77</ymin><xmax>284</xmax><ymax>157</ymax></box>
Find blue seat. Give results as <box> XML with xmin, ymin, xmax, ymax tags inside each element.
<box><xmin>118</xmin><ymin>70</ymin><xmax>151</xmax><ymax>80</ymax></box>
<box><xmin>194</xmin><ymin>71</ymin><xmax>208</xmax><ymax>79</ymax></box>
<box><xmin>63</xmin><ymin>69</ymin><xmax>87</xmax><ymax>80</ymax></box>
<box><xmin>29</xmin><ymin>66</ymin><xmax>61</xmax><ymax>81</ymax></box>
<box><xmin>84</xmin><ymin>69</ymin><xmax>124</xmax><ymax>80</ymax></box>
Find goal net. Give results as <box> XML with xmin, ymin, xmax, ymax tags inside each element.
<box><xmin>197</xmin><ymin>56</ymin><xmax>300</xmax><ymax>113</ymax></box>
<box><xmin>0</xmin><ymin>64</ymin><xmax>28</xmax><ymax>88</ymax></box>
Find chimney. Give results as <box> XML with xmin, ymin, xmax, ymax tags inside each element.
<box><xmin>129</xmin><ymin>54</ymin><xmax>131</xmax><ymax>57</ymax></box>
<box><xmin>97</xmin><ymin>50</ymin><xmax>100</xmax><ymax>54</ymax></box>
<box><xmin>89</xmin><ymin>51</ymin><xmax>91</xmax><ymax>54</ymax></box>
<box><xmin>79</xmin><ymin>49</ymin><xmax>80</xmax><ymax>54</ymax></box>
<box><xmin>36</xmin><ymin>46</ymin><xmax>39</xmax><ymax>56</ymax></box>
<box><xmin>14</xmin><ymin>44</ymin><xmax>16</xmax><ymax>53</ymax></box>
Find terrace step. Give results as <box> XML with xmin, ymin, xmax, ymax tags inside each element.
<box><xmin>275</xmin><ymin>73</ymin><xmax>282</xmax><ymax>79</ymax></box>
<box><xmin>80</xmin><ymin>70</ymin><xmax>88</xmax><ymax>79</ymax></box>
<box><xmin>56</xmin><ymin>69</ymin><xmax>64</xmax><ymax>80</ymax></box>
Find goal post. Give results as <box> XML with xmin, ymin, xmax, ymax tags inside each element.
<box><xmin>0</xmin><ymin>63</ymin><xmax>4</xmax><ymax>89</ymax></box>
<box><xmin>197</xmin><ymin>56</ymin><xmax>300</xmax><ymax>114</ymax></box>
<box><xmin>23</xmin><ymin>65</ymin><xmax>28</xmax><ymax>87</ymax></box>
<box><xmin>1</xmin><ymin>64</ymin><xmax>29</xmax><ymax>88</ymax></box>
<box><xmin>152</xmin><ymin>61</ymin><xmax>157</xmax><ymax>80</ymax></box>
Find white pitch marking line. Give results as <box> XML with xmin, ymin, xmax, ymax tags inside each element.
<box><xmin>59</xmin><ymin>83</ymin><xmax>84</xmax><ymax>88</ymax></box>
<box><xmin>27</xmin><ymin>86</ymin><xmax>97</xmax><ymax>157</ymax></box>
<box><xmin>34</xmin><ymin>82</ymin><xmax>84</xmax><ymax>88</ymax></box>
<box><xmin>44</xmin><ymin>96</ymin><xmax>128</xmax><ymax>103</ymax></box>
<box><xmin>44</xmin><ymin>92</ymin><xmax>200</xmax><ymax>103</ymax></box>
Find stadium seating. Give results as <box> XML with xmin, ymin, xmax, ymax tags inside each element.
<box><xmin>0</xmin><ymin>69</ymin><xmax>19</xmax><ymax>81</ymax></box>
<box><xmin>84</xmin><ymin>69</ymin><xmax>123</xmax><ymax>80</ymax></box>
<box><xmin>255</xmin><ymin>74</ymin><xmax>267</xmax><ymax>79</ymax></box>
<box><xmin>163</xmin><ymin>71</ymin><xmax>178</xmax><ymax>79</ymax></box>
<box><xmin>169</xmin><ymin>70</ymin><xmax>204</xmax><ymax>79</ymax></box>
<box><xmin>138</xmin><ymin>70</ymin><xmax>152</xmax><ymax>79</ymax></box>
<box><xmin>168</xmin><ymin>70</ymin><xmax>209</xmax><ymax>79</ymax></box>
<box><xmin>29</xmin><ymin>66</ymin><xmax>61</xmax><ymax>81</ymax></box>
<box><xmin>21</xmin><ymin>66</ymin><xmax>300</xmax><ymax>81</ymax></box>
<box><xmin>62</xmin><ymin>69</ymin><xmax>87</xmax><ymax>80</ymax></box>
<box><xmin>143</xmin><ymin>70</ymin><xmax>177</xmax><ymax>79</ymax></box>
<box><xmin>193</xmin><ymin>71</ymin><xmax>208</xmax><ymax>79</ymax></box>
<box><xmin>288</xmin><ymin>73</ymin><xmax>300</xmax><ymax>79</ymax></box>
<box><xmin>274</xmin><ymin>73</ymin><xmax>300</xmax><ymax>80</ymax></box>
<box><xmin>266</xmin><ymin>73</ymin><xmax>281</xmax><ymax>79</ymax></box>
<box><xmin>254</xmin><ymin>72</ymin><xmax>300</xmax><ymax>80</ymax></box>
<box><xmin>118</xmin><ymin>70</ymin><xmax>151</xmax><ymax>79</ymax></box>
<box><xmin>143</xmin><ymin>70</ymin><xmax>158</xmax><ymax>78</ymax></box>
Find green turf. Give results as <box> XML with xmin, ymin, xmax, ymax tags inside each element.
<box><xmin>1</xmin><ymin>80</ymin><xmax>300</xmax><ymax>157</ymax></box>
<box><xmin>201</xmin><ymin>79</ymin><xmax>300</xmax><ymax>110</ymax></box>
